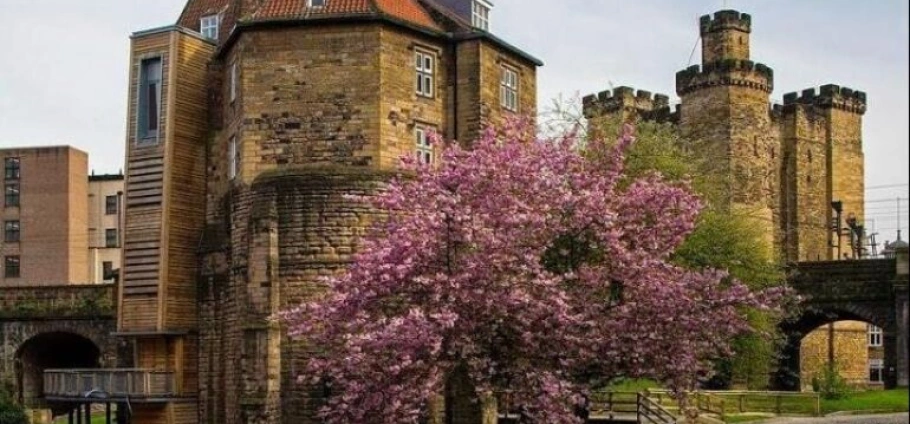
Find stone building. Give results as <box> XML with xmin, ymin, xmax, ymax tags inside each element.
<box><xmin>583</xmin><ymin>10</ymin><xmax>867</xmax><ymax>264</ymax></box>
<box><xmin>90</xmin><ymin>0</ymin><xmax>541</xmax><ymax>423</ymax></box>
<box><xmin>583</xmin><ymin>10</ymin><xmax>873</xmax><ymax>392</ymax></box>
<box><xmin>799</xmin><ymin>321</ymin><xmax>886</xmax><ymax>390</ymax></box>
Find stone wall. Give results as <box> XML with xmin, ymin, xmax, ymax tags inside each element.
<box><xmin>199</xmin><ymin>167</ymin><xmax>393</xmax><ymax>424</ymax></box>
<box><xmin>799</xmin><ymin>321</ymin><xmax>870</xmax><ymax>389</ymax></box>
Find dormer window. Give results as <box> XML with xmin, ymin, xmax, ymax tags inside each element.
<box><xmin>200</xmin><ymin>14</ymin><xmax>220</xmax><ymax>40</ymax></box>
<box><xmin>472</xmin><ymin>1</ymin><xmax>491</xmax><ymax>31</ymax></box>
<box><xmin>308</xmin><ymin>0</ymin><xmax>326</xmax><ymax>7</ymax></box>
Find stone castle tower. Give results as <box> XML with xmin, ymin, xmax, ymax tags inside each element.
<box><xmin>584</xmin><ymin>9</ymin><xmax>867</xmax><ymax>264</ymax></box>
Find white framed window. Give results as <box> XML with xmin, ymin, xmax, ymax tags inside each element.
<box><xmin>230</xmin><ymin>62</ymin><xmax>238</xmax><ymax>103</ymax></box>
<box><xmin>868</xmin><ymin>324</ymin><xmax>883</xmax><ymax>347</ymax></box>
<box><xmin>229</xmin><ymin>136</ymin><xmax>240</xmax><ymax>180</ymax></box>
<box><xmin>200</xmin><ymin>14</ymin><xmax>220</xmax><ymax>40</ymax></box>
<box><xmin>308</xmin><ymin>0</ymin><xmax>326</xmax><ymax>7</ymax></box>
<box><xmin>500</xmin><ymin>65</ymin><xmax>518</xmax><ymax>112</ymax></box>
<box><xmin>472</xmin><ymin>1</ymin><xmax>490</xmax><ymax>31</ymax></box>
<box><xmin>869</xmin><ymin>359</ymin><xmax>884</xmax><ymax>383</ymax></box>
<box><xmin>414</xmin><ymin>126</ymin><xmax>434</xmax><ymax>165</ymax></box>
<box><xmin>415</xmin><ymin>51</ymin><xmax>435</xmax><ymax>98</ymax></box>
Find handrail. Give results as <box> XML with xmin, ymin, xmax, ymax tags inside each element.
<box><xmin>43</xmin><ymin>369</ymin><xmax>176</xmax><ymax>399</ymax></box>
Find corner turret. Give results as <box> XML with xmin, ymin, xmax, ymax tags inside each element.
<box><xmin>782</xmin><ymin>84</ymin><xmax>867</xmax><ymax>115</ymax></box>
<box><xmin>700</xmin><ymin>10</ymin><xmax>752</xmax><ymax>63</ymax></box>
<box><xmin>676</xmin><ymin>60</ymin><xmax>774</xmax><ymax>96</ymax></box>
<box><xmin>582</xmin><ymin>86</ymin><xmax>675</xmax><ymax>123</ymax></box>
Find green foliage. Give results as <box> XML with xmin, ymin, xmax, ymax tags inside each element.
<box><xmin>813</xmin><ymin>363</ymin><xmax>851</xmax><ymax>400</ymax></box>
<box><xmin>588</xmin><ymin>114</ymin><xmax>786</xmax><ymax>389</ymax></box>
<box><xmin>821</xmin><ymin>388</ymin><xmax>909</xmax><ymax>414</ymax></box>
<box><xmin>0</xmin><ymin>383</ymin><xmax>28</xmax><ymax>424</ymax></box>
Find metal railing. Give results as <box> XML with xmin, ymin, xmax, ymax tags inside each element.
<box><xmin>43</xmin><ymin>369</ymin><xmax>175</xmax><ymax>399</ymax></box>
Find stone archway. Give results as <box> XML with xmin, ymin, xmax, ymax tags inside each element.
<box><xmin>775</xmin><ymin>305</ymin><xmax>897</xmax><ymax>391</ymax></box>
<box><xmin>14</xmin><ymin>332</ymin><xmax>101</xmax><ymax>408</ymax></box>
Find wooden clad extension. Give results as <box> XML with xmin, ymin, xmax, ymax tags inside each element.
<box><xmin>119</xmin><ymin>28</ymin><xmax>214</xmax><ymax>333</ymax></box>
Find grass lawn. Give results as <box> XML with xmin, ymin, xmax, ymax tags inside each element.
<box><xmin>723</xmin><ymin>413</ymin><xmax>775</xmax><ymax>423</ymax></box>
<box><xmin>604</xmin><ymin>378</ymin><xmax>663</xmax><ymax>392</ymax></box>
<box><xmin>821</xmin><ymin>388</ymin><xmax>909</xmax><ymax>414</ymax></box>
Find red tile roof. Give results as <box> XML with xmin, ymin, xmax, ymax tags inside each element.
<box><xmin>374</xmin><ymin>0</ymin><xmax>439</xmax><ymax>29</ymax></box>
<box><xmin>177</xmin><ymin>0</ymin><xmax>230</xmax><ymax>30</ymax></box>
<box><xmin>178</xmin><ymin>0</ymin><xmax>441</xmax><ymax>31</ymax></box>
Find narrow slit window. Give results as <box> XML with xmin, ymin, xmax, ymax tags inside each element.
<box><xmin>138</xmin><ymin>57</ymin><xmax>163</xmax><ymax>143</ymax></box>
<box><xmin>229</xmin><ymin>136</ymin><xmax>241</xmax><ymax>180</ymax></box>
<box><xmin>230</xmin><ymin>62</ymin><xmax>239</xmax><ymax>103</ymax></box>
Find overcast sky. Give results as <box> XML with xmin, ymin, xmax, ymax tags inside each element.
<box><xmin>0</xmin><ymin>0</ymin><xmax>907</xmax><ymax>246</ymax></box>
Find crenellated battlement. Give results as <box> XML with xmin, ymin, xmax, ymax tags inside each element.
<box><xmin>700</xmin><ymin>10</ymin><xmax>752</xmax><ymax>35</ymax></box>
<box><xmin>676</xmin><ymin>59</ymin><xmax>773</xmax><ymax>96</ymax></box>
<box><xmin>781</xmin><ymin>84</ymin><xmax>867</xmax><ymax>115</ymax></box>
<box><xmin>582</xmin><ymin>86</ymin><xmax>671</xmax><ymax>118</ymax></box>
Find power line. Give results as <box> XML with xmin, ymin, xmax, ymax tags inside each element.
<box><xmin>865</xmin><ymin>183</ymin><xmax>909</xmax><ymax>190</ymax></box>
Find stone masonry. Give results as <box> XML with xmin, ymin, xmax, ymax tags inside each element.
<box><xmin>583</xmin><ymin>10</ymin><xmax>867</xmax><ymax>264</ymax></box>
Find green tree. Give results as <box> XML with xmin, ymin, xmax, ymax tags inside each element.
<box><xmin>0</xmin><ymin>383</ymin><xmax>28</xmax><ymax>424</ymax></box>
<box><xmin>588</xmin><ymin>113</ymin><xmax>786</xmax><ymax>389</ymax></box>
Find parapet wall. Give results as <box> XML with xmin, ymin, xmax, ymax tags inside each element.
<box><xmin>582</xmin><ymin>86</ymin><xmax>672</xmax><ymax>120</ymax></box>
<box><xmin>676</xmin><ymin>59</ymin><xmax>774</xmax><ymax>96</ymax></box>
<box><xmin>782</xmin><ymin>84</ymin><xmax>867</xmax><ymax>115</ymax></box>
<box><xmin>700</xmin><ymin>10</ymin><xmax>752</xmax><ymax>35</ymax></box>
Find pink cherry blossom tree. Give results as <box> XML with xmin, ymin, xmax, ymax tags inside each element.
<box><xmin>280</xmin><ymin>120</ymin><xmax>783</xmax><ymax>424</ymax></box>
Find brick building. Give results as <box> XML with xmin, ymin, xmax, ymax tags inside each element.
<box><xmin>0</xmin><ymin>146</ymin><xmax>90</xmax><ymax>286</ymax></box>
<box><xmin>105</xmin><ymin>1</ymin><xmax>540</xmax><ymax>423</ymax></box>
<box><xmin>0</xmin><ymin>147</ymin><xmax>125</xmax><ymax>287</ymax></box>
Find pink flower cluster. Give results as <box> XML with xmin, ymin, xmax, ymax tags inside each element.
<box><xmin>280</xmin><ymin>121</ymin><xmax>783</xmax><ymax>423</ymax></box>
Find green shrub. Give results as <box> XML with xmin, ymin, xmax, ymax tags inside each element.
<box><xmin>0</xmin><ymin>384</ymin><xmax>28</xmax><ymax>424</ymax></box>
<box><xmin>814</xmin><ymin>363</ymin><xmax>851</xmax><ymax>400</ymax></box>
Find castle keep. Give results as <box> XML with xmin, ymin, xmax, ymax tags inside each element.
<box><xmin>584</xmin><ymin>10</ymin><xmax>867</xmax><ymax>264</ymax></box>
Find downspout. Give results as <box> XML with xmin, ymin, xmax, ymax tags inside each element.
<box><xmin>451</xmin><ymin>36</ymin><xmax>459</xmax><ymax>142</ymax></box>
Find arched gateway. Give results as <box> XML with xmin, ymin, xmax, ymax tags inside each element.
<box><xmin>775</xmin><ymin>247</ymin><xmax>909</xmax><ymax>390</ymax></box>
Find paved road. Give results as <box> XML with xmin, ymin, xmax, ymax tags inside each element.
<box><xmin>753</xmin><ymin>413</ymin><xmax>909</xmax><ymax>424</ymax></box>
